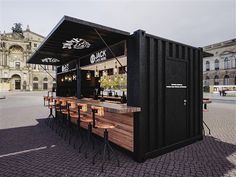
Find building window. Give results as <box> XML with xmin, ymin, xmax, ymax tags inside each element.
<box><xmin>234</xmin><ymin>57</ymin><xmax>236</xmax><ymax>68</ymax></box>
<box><xmin>43</xmin><ymin>77</ymin><xmax>48</xmax><ymax>90</ymax></box>
<box><xmin>33</xmin><ymin>77</ymin><xmax>39</xmax><ymax>90</ymax></box>
<box><xmin>205</xmin><ymin>76</ymin><xmax>210</xmax><ymax>86</ymax></box>
<box><xmin>223</xmin><ymin>75</ymin><xmax>230</xmax><ymax>85</ymax></box>
<box><xmin>33</xmin><ymin>64</ymin><xmax>37</xmax><ymax>70</ymax></box>
<box><xmin>214</xmin><ymin>75</ymin><xmax>219</xmax><ymax>85</ymax></box>
<box><xmin>52</xmin><ymin>66</ymin><xmax>55</xmax><ymax>71</ymax></box>
<box><xmin>119</xmin><ymin>66</ymin><xmax>126</xmax><ymax>74</ymax></box>
<box><xmin>15</xmin><ymin>62</ymin><xmax>20</xmax><ymax>69</ymax></box>
<box><xmin>224</xmin><ymin>57</ymin><xmax>231</xmax><ymax>69</ymax></box>
<box><xmin>34</xmin><ymin>43</ymin><xmax>37</xmax><ymax>47</ymax></box>
<box><xmin>206</xmin><ymin>61</ymin><xmax>210</xmax><ymax>71</ymax></box>
<box><xmin>215</xmin><ymin>59</ymin><xmax>219</xmax><ymax>70</ymax></box>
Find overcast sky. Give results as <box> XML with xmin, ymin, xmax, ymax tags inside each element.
<box><xmin>0</xmin><ymin>0</ymin><xmax>235</xmax><ymax>47</ymax></box>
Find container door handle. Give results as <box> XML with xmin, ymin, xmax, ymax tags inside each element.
<box><xmin>183</xmin><ymin>99</ymin><xmax>187</xmax><ymax>106</ymax></box>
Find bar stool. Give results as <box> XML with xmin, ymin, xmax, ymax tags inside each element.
<box><xmin>69</xmin><ymin>102</ymin><xmax>84</xmax><ymax>148</ymax></box>
<box><xmin>43</xmin><ymin>96</ymin><xmax>49</xmax><ymax>106</ymax></box>
<box><xmin>91</xmin><ymin>106</ymin><xmax>120</xmax><ymax>172</ymax></box>
<box><xmin>51</xmin><ymin>98</ymin><xmax>61</xmax><ymax>130</ymax></box>
<box><xmin>64</xmin><ymin>101</ymin><xmax>77</xmax><ymax>145</ymax></box>
<box><xmin>57</xmin><ymin>99</ymin><xmax>68</xmax><ymax>137</ymax></box>
<box><xmin>70</xmin><ymin>103</ymin><xmax>94</xmax><ymax>157</ymax></box>
<box><xmin>46</xmin><ymin>96</ymin><xmax>55</xmax><ymax>126</ymax></box>
<box><xmin>63</xmin><ymin>101</ymin><xmax>77</xmax><ymax>144</ymax></box>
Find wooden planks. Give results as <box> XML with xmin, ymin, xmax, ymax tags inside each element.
<box><xmin>77</xmin><ymin>111</ymin><xmax>134</xmax><ymax>152</ymax></box>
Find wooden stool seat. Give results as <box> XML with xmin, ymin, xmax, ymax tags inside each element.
<box><xmin>95</xmin><ymin>122</ymin><xmax>115</xmax><ymax>129</ymax></box>
<box><xmin>44</xmin><ymin>96</ymin><xmax>49</xmax><ymax>100</ymax></box>
<box><xmin>81</xmin><ymin>117</ymin><xmax>93</xmax><ymax>123</ymax></box>
<box><xmin>62</xmin><ymin>110</ymin><xmax>69</xmax><ymax>114</ymax></box>
<box><xmin>70</xmin><ymin>113</ymin><xmax>92</xmax><ymax>123</ymax></box>
<box><xmin>49</xmin><ymin>102</ymin><xmax>54</xmax><ymax>106</ymax></box>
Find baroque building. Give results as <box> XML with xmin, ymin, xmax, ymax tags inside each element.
<box><xmin>203</xmin><ymin>38</ymin><xmax>236</xmax><ymax>92</ymax></box>
<box><xmin>0</xmin><ymin>24</ymin><xmax>56</xmax><ymax>91</ymax></box>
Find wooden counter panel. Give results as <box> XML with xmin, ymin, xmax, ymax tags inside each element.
<box><xmin>79</xmin><ymin>112</ymin><xmax>134</xmax><ymax>152</ymax></box>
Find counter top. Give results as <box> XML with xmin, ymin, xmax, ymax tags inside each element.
<box><xmin>56</xmin><ymin>97</ymin><xmax>141</xmax><ymax>113</ymax></box>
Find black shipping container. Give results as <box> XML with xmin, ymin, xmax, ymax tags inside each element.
<box><xmin>27</xmin><ymin>16</ymin><xmax>208</xmax><ymax>162</ymax></box>
<box><xmin>127</xmin><ymin>30</ymin><xmax>203</xmax><ymax>162</ymax></box>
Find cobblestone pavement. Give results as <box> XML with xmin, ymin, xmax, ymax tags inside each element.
<box><xmin>0</xmin><ymin>92</ymin><xmax>235</xmax><ymax>177</ymax></box>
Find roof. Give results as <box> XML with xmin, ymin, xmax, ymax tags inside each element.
<box><xmin>203</xmin><ymin>51</ymin><xmax>213</xmax><ymax>58</ymax></box>
<box><xmin>23</xmin><ymin>30</ymin><xmax>45</xmax><ymax>38</ymax></box>
<box><xmin>27</xmin><ymin>16</ymin><xmax>130</xmax><ymax>66</ymax></box>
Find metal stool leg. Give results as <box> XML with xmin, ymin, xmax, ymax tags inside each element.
<box><xmin>92</xmin><ymin>129</ymin><xmax>120</xmax><ymax>172</ymax></box>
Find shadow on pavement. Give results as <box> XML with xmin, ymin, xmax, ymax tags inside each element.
<box><xmin>0</xmin><ymin>118</ymin><xmax>235</xmax><ymax>177</ymax></box>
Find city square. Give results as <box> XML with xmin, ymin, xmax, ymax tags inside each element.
<box><xmin>0</xmin><ymin>92</ymin><xmax>235</xmax><ymax>177</ymax></box>
<box><xmin>1</xmin><ymin>0</ymin><xmax>236</xmax><ymax>177</ymax></box>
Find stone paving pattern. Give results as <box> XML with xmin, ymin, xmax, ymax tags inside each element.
<box><xmin>0</xmin><ymin>92</ymin><xmax>235</xmax><ymax>177</ymax></box>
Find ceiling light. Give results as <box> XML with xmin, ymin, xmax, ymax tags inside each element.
<box><xmin>86</xmin><ymin>71</ymin><xmax>91</xmax><ymax>80</ymax></box>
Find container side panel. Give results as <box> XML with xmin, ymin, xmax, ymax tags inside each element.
<box><xmin>148</xmin><ymin>37</ymin><xmax>158</xmax><ymax>150</ymax></box>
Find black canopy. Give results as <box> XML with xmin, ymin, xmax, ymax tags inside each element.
<box><xmin>27</xmin><ymin>16</ymin><xmax>130</xmax><ymax>66</ymax></box>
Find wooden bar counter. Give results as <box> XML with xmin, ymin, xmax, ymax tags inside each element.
<box><xmin>57</xmin><ymin>97</ymin><xmax>141</xmax><ymax>152</ymax></box>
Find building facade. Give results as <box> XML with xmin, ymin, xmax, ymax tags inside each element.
<box><xmin>0</xmin><ymin>24</ymin><xmax>56</xmax><ymax>91</ymax></box>
<box><xmin>203</xmin><ymin>38</ymin><xmax>236</xmax><ymax>92</ymax></box>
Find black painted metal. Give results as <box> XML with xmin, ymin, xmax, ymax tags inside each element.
<box><xmin>127</xmin><ymin>30</ymin><xmax>203</xmax><ymax>162</ymax></box>
<box><xmin>27</xmin><ymin>16</ymin><xmax>129</xmax><ymax>65</ymax></box>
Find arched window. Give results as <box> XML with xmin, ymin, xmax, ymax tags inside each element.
<box><xmin>224</xmin><ymin>57</ymin><xmax>231</xmax><ymax>69</ymax></box>
<box><xmin>43</xmin><ymin>77</ymin><xmax>48</xmax><ymax>90</ymax></box>
<box><xmin>33</xmin><ymin>77</ymin><xmax>39</xmax><ymax>90</ymax></box>
<box><xmin>43</xmin><ymin>77</ymin><xmax>48</xmax><ymax>82</ymax></box>
<box><xmin>214</xmin><ymin>75</ymin><xmax>219</xmax><ymax>85</ymax></box>
<box><xmin>215</xmin><ymin>59</ymin><xmax>219</xmax><ymax>70</ymax></box>
<box><xmin>33</xmin><ymin>77</ymin><xmax>38</xmax><ymax>81</ymax></box>
<box><xmin>205</xmin><ymin>76</ymin><xmax>210</xmax><ymax>86</ymax></box>
<box><xmin>206</xmin><ymin>61</ymin><xmax>210</xmax><ymax>71</ymax></box>
<box><xmin>223</xmin><ymin>75</ymin><xmax>230</xmax><ymax>85</ymax></box>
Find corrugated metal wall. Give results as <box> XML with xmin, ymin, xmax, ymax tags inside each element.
<box><xmin>127</xmin><ymin>30</ymin><xmax>203</xmax><ymax>162</ymax></box>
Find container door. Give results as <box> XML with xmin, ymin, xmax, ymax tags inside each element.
<box><xmin>165</xmin><ymin>59</ymin><xmax>187</xmax><ymax>145</ymax></box>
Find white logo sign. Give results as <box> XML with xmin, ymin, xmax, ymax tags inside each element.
<box><xmin>62</xmin><ymin>64</ymin><xmax>69</xmax><ymax>72</ymax></box>
<box><xmin>90</xmin><ymin>50</ymin><xmax>106</xmax><ymax>64</ymax></box>
<box><xmin>166</xmin><ymin>84</ymin><xmax>187</xmax><ymax>89</ymax></box>
<box><xmin>41</xmin><ymin>58</ymin><xmax>60</xmax><ymax>63</ymax></box>
<box><xmin>62</xmin><ymin>38</ymin><xmax>91</xmax><ymax>49</ymax></box>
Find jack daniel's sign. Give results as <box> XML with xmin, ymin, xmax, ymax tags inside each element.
<box><xmin>80</xmin><ymin>41</ymin><xmax>125</xmax><ymax>67</ymax></box>
<box><xmin>90</xmin><ymin>50</ymin><xmax>107</xmax><ymax>64</ymax></box>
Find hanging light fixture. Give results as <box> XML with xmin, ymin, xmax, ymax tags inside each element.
<box><xmin>68</xmin><ymin>75</ymin><xmax>72</xmax><ymax>82</ymax></box>
<box><xmin>95</xmin><ymin>65</ymin><xmax>99</xmax><ymax>77</ymax></box>
<box><xmin>64</xmin><ymin>75</ymin><xmax>68</xmax><ymax>81</ymax></box>
<box><xmin>86</xmin><ymin>71</ymin><xmax>91</xmax><ymax>80</ymax></box>
<box><xmin>114</xmin><ymin>61</ymin><xmax>118</xmax><ymax>75</ymax></box>
<box><xmin>103</xmin><ymin>65</ymin><xmax>107</xmax><ymax>76</ymax></box>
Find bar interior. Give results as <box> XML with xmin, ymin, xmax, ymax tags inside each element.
<box><xmin>28</xmin><ymin>16</ymin><xmax>211</xmax><ymax>165</ymax></box>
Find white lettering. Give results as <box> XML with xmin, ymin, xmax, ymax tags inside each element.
<box><xmin>41</xmin><ymin>58</ymin><xmax>60</xmax><ymax>63</ymax></box>
<box><xmin>62</xmin><ymin>64</ymin><xmax>69</xmax><ymax>72</ymax></box>
<box><xmin>90</xmin><ymin>50</ymin><xmax>107</xmax><ymax>64</ymax></box>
